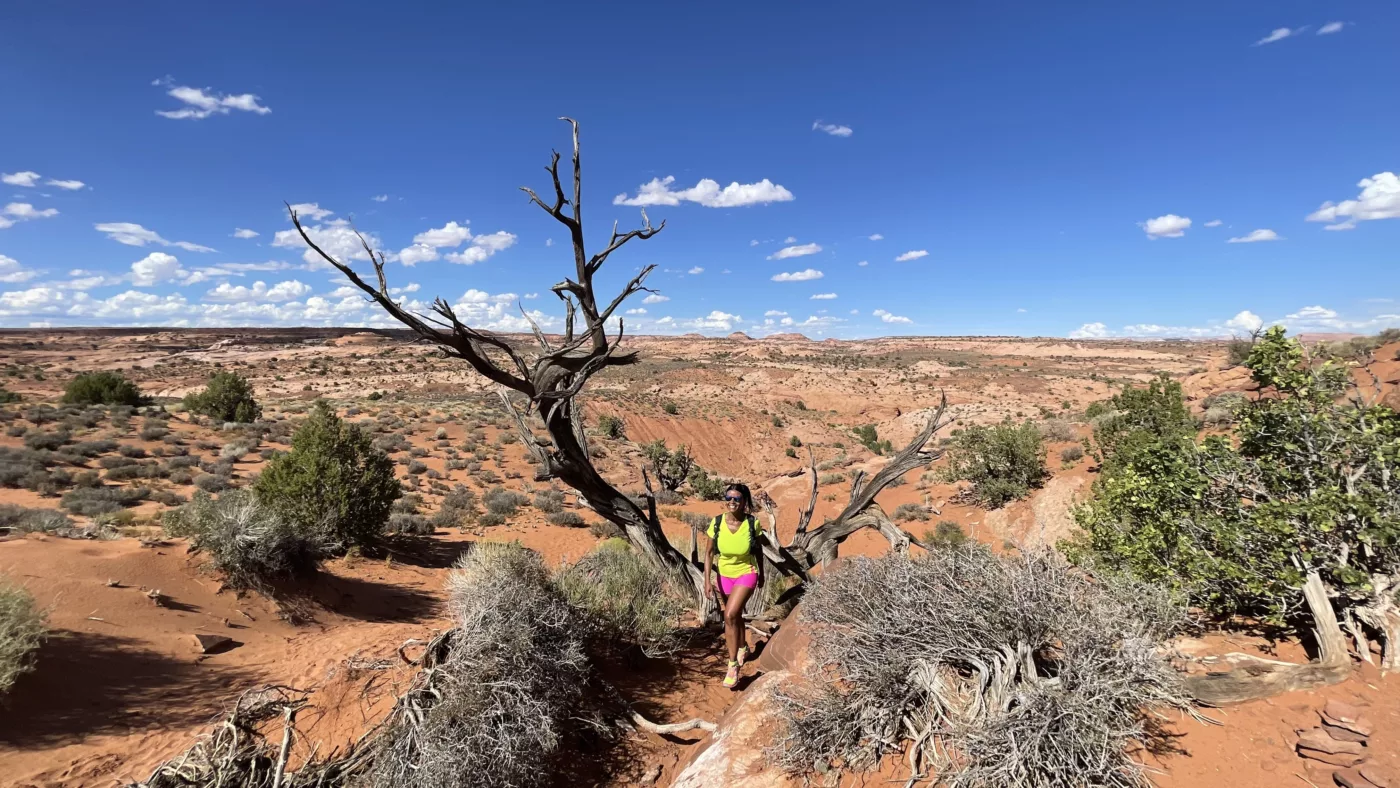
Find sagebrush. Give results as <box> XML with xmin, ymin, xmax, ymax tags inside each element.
<box><xmin>0</xmin><ymin>575</ymin><xmax>46</xmax><ymax>696</ymax></box>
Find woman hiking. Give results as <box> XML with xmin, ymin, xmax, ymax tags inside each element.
<box><xmin>702</xmin><ymin>482</ymin><xmax>765</xmax><ymax>688</ymax></box>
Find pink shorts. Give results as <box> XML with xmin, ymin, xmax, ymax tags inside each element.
<box><xmin>719</xmin><ymin>572</ymin><xmax>758</xmax><ymax>596</ymax></box>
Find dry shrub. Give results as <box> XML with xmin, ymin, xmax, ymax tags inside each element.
<box><xmin>0</xmin><ymin>575</ymin><xmax>46</xmax><ymax>696</ymax></box>
<box><xmin>163</xmin><ymin>490</ymin><xmax>329</xmax><ymax>590</ymax></box>
<box><xmin>555</xmin><ymin>539</ymin><xmax>687</xmax><ymax>656</ymax></box>
<box><xmin>367</xmin><ymin>542</ymin><xmax>603</xmax><ymax>788</ymax></box>
<box><xmin>774</xmin><ymin>548</ymin><xmax>1191</xmax><ymax>788</ymax></box>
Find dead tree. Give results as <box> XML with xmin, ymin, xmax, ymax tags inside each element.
<box><xmin>288</xmin><ymin>118</ymin><xmax>947</xmax><ymax>607</ymax></box>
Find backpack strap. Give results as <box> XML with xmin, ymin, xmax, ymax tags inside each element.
<box><xmin>707</xmin><ymin>515</ymin><xmax>721</xmax><ymax>541</ymax></box>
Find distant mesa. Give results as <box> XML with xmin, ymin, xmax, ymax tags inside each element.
<box><xmin>766</xmin><ymin>333</ymin><xmax>812</xmax><ymax>342</ymax></box>
<box><xmin>331</xmin><ymin>331</ymin><xmax>390</xmax><ymax>347</ymax></box>
<box><xmin>728</xmin><ymin>332</ymin><xmax>753</xmax><ymax>341</ymax></box>
<box><xmin>680</xmin><ymin>332</ymin><xmax>706</xmax><ymax>339</ymax></box>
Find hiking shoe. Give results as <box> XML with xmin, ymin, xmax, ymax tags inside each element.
<box><xmin>736</xmin><ymin>646</ymin><xmax>748</xmax><ymax>667</ymax></box>
<box><xmin>723</xmin><ymin>661</ymin><xmax>739</xmax><ymax>688</ymax></box>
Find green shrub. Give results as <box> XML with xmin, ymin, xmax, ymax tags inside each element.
<box><xmin>1226</xmin><ymin>336</ymin><xmax>1255</xmax><ymax>367</ymax></box>
<box><xmin>0</xmin><ymin>576</ymin><xmax>46</xmax><ymax>696</ymax></box>
<box><xmin>853</xmin><ymin>424</ymin><xmax>892</xmax><ymax>455</ymax></box>
<box><xmin>1067</xmin><ymin>327</ymin><xmax>1400</xmax><ymax>630</ymax></box>
<box><xmin>546</xmin><ymin>511</ymin><xmax>585</xmax><ymax>527</ymax></box>
<box><xmin>23</xmin><ymin>430</ymin><xmax>70</xmax><ymax>451</ymax></box>
<box><xmin>596</xmin><ymin>414</ymin><xmax>626</xmax><ymax>439</ymax></box>
<box><xmin>163</xmin><ymin>490</ymin><xmax>328</xmax><ymax>590</ymax></box>
<box><xmin>533</xmin><ymin>489</ymin><xmax>565</xmax><ymax>514</ymax></box>
<box><xmin>483</xmin><ymin>486</ymin><xmax>528</xmax><ymax>516</ymax></box>
<box><xmin>253</xmin><ymin>401</ymin><xmax>399</xmax><ymax>552</ymax></box>
<box><xmin>892</xmin><ymin>502</ymin><xmax>930</xmax><ymax>522</ymax></box>
<box><xmin>924</xmin><ymin>520</ymin><xmax>968</xmax><ymax>549</ymax></box>
<box><xmin>1037</xmin><ymin>419</ymin><xmax>1074</xmax><ymax>442</ymax></box>
<box><xmin>433</xmin><ymin>486</ymin><xmax>478</xmax><ymax>527</ymax></box>
<box><xmin>1090</xmin><ymin>375</ymin><xmax>1195</xmax><ymax>465</ymax></box>
<box><xmin>789</xmin><ymin>435</ymin><xmax>802</xmax><ymax>447</ymax></box>
<box><xmin>1060</xmin><ymin>445</ymin><xmax>1085</xmax><ymax>463</ymax></box>
<box><xmin>555</xmin><ymin>539</ymin><xmax>686</xmax><ymax>655</ymax></box>
<box><xmin>687</xmin><ymin>467</ymin><xmax>727</xmax><ymax>501</ymax></box>
<box><xmin>478</xmin><ymin>511</ymin><xmax>507</xmax><ymax>527</ymax></box>
<box><xmin>662</xmin><ymin>401</ymin><xmax>679</xmax><ymax>415</ymax></box>
<box><xmin>641</xmin><ymin>439</ymin><xmax>694</xmax><ymax>492</ymax></box>
<box><xmin>0</xmin><ymin>504</ymin><xmax>74</xmax><ymax>535</ymax></box>
<box><xmin>785</xmin><ymin>447</ymin><xmax>798</xmax><ymax>458</ymax></box>
<box><xmin>0</xmin><ymin>387</ymin><xmax>20</xmax><ymax>405</ymax></box>
<box><xmin>62</xmin><ymin>371</ymin><xmax>142</xmax><ymax>406</ymax></box>
<box><xmin>183</xmin><ymin>372</ymin><xmax>261</xmax><ymax>423</ymax></box>
<box><xmin>940</xmin><ymin>420</ymin><xmax>1047</xmax><ymax>508</ymax></box>
<box><xmin>60</xmin><ymin>485</ymin><xmax>149</xmax><ymax>516</ymax></box>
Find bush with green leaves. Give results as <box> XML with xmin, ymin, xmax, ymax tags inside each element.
<box><xmin>0</xmin><ymin>576</ymin><xmax>46</xmax><ymax>696</ymax></box>
<box><xmin>923</xmin><ymin>520</ymin><xmax>968</xmax><ymax>550</ymax></box>
<box><xmin>686</xmin><ymin>466</ymin><xmax>727</xmax><ymax>501</ymax></box>
<box><xmin>253</xmin><ymin>401</ymin><xmax>399</xmax><ymax>552</ymax></box>
<box><xmin>533</xmin><ymin>489</ymin><xmax>564</xmax><ymax>514</ymax></box>
<box><xmin>546</xmin><ymin>511</ymin><xmax>585</xmax><ymax>527</ymax></box>
<box><xmin>596</xmin><ymin>413</ymin><xmax>625</xmax><ymax>439</ymax></box>
<box><xmin>0</xmin><ymin>504</ymin><xmax>74</xmax><ymax>535</ymax></box>
<box><xmin>62</xmin><ymin>371</ymin><xmax>143</xmax><ymax>406</ymax></box>
<box><xmin>1090</xmin><ymin>374</ymin><xmax>1195</xmax><ymax>466</ymax></box>
<box><xmin>0</xmin><ymin>387</ymin><xmax>20</xmax><ymax>404</ymax></box>
<box><xmin>939</xmin><ymin>419</ymin><xmax>1047</xmax><ymax>508</ymax></box>
<box><xmin>1067</xmin><ymin>327</ymin><xmax>1400</xmax><ymax>652</ymax></box>
<box><xmin>852</xmin><ymin>424</ymin><xmax>892</xmax><ymax>455</ymax></box>
<box><xmin>163</xmin><ymin>489</ymin><xmax>329</xmax><ymax>590</ymax></box>
<box><xmin>641</xmin><ymin>439</ymin><xmax>693</xmax><ymax>492</ymax></box>
<box><xmin>483</xmin><ymin>486</ymin><xmax>528</xmax><ymax>517</ymax></box>
<box><xmin>554</xmin><ymin>539</ymin><xmax>686</xmax><ymax>656</ymax></box>
<box><xmin>433</xmin><ymin>486</ymin><xmax>478</xmax><ymax>528</ymax></box>
<box><xmin>61</xmin><ymin>485</ymin><xmax>149</xmax><ymax>516</ymax></box>
<box><xmin>183</xmin><ymin>372</ymin><xmax>262</xmax><ymax>423</ymax></box>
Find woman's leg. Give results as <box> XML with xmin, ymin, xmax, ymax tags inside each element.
<box><xmin>723</xmin><ymin>581</ymin><xmax>755</xmax><ymax>662</ymax></box>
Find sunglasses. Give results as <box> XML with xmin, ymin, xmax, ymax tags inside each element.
<box><xmin>724</xmin><ymin>495</ymin><xmax>744</xmax><ymax>502</ymax></box>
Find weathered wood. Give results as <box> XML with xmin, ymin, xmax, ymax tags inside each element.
<box><xmin>1184</xmin><ymin>656</ymin><xmax>1351</xmax><ymax>706</ymax></box>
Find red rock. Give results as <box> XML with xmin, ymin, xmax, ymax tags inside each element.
<box><xmin>193</xmin><ymin>633</ymin><xmax>233</xmax><ymax>653</ymax></box>
<box><xmin>1322</xmin><ymin>709</ymin><xmax>1376</xmax><ymax>738</ymax></box>
<box><xmin>1298</xmin><ymin>747</ymin><xmax>1365</xmax><ymax>767</ymax></box>
<box><xmin>1299</xmin><ymin>728</ymin><xmax>1365</xmax><ymax>755</ymax></box>
<box><xmin>1334</xmin><ymin>767</ymin><xmax>1380</xmax><ymax>788</ymax></box>
<box><xmin>1323</xmin><ymin>722</ymin><xmax>1371</xmax><ymax>743</ymax></box>
<box><xmin>1324</xmin><ymin>700</ymin><xmax>1366</xmax><ymax>724</ymax></box>
<box><xmin>1361</xmin><ymin>764</ymin><xmax>1395</xmax><ymax>788</ymax></box>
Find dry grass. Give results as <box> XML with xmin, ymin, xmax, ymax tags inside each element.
<box><xmin>0</xmin><ymin>575</ymin><xmax>46</xmax><ymax>696</ymax></box>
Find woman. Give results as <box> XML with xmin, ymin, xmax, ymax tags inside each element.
<box><xmin>702</xmin><ymin>482</ymin><xmax>765</xmax><ymax>688</ymax></box>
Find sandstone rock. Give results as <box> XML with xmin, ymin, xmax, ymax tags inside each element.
<box><xmin>1298</xmin><ymin>747</ymin><xmax>1365</xmax><ymax>768</ymax></box>
<box><xmin>671</xmin><ymin>670</ymin><xmax>799</xmax><ymax>788</ymax></box>
<box><xmin>1323</xmin><ymin>722</ymin><xmax>1371</xmax><ymax>743</ymax></box>
<box><xmin>1299</xmin><ymin>729</ymin><xmax>1365</xmax><ymax>755</ymax></box>
<box><xmin>193</xmin><ymin>633</ymin><xmax>233</xmax><ymax>654</ymax></box>
<box><xmin>1324</xmin><ymin>700</ymin><xmax>1366</xmax><ymax>724</ymax></box>
<box><xmin>1361</xmin><ymin>764</ymin><xmax>1396</xmax><ymax>788</ymax></box>
<box><xmin>1334</xmin><ymin>767</ymin><xmax>1381</xmax><ymax>788</ymax></box>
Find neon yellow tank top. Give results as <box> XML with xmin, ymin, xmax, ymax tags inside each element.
<box><xmin>707</xmin><ymin>514</ymin><xmax>762</xmax><ymax>578</ymax></box>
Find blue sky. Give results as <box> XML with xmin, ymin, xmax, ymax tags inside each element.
<box><xmin>1</xmin><ymin>1</ymin><xmax>1397</xmax><ymax>338</ymax></box>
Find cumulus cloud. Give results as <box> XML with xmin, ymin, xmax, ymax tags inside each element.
<box><xmin>95</xmin><ymin>221</ymin><xmax>215</xmax><ymax>252</ymax></box>
<box><xmin>1069</xmin><ymin>322</ymin><xmax>1110</xmax><ymax>339</ymax></box>
<box><xmin>0</xmin><ymin>203</ymin><xmax>59</xmax><ymax>229</ymax></box>
<box><xmin>626</xmin><ymin>307</ymin><xmax>646</xmax><ymax>315</ymax></box>
<box><xmin>857</xmin><ymin>260</ymin><xmax>869</xmax><ymax>267</ymax></box>
<box><xmin>1306</xmin><ymin>172</ymin><xmax>1400</xmax><ymax>231</ymax></box>
<box><xmin>1227</xmin><ymin>229</ymin><xmax>1282</xmax><ymax>243</ymax></box>
<box><xmin>810</xmin><ymin>292</ymin><xmax>837</xmax><ymax>299</ymax></box>
<box><xmin>272</xmin><ymin>220</ymin><xmax>387</xmax><ymax>268</ymax></box>
<box><xmin>130</xmin><ymin>252</ymin><xmax>186</xmax><ymax>286</ymax></box>
<box><xmin>768</xmin><ymin>243</ymin><xmax>822</xmax><ymax>260</ymax></box>
<box><xmin>642</xmin><ymin>293</ymin><xmax>670</xmax><ymax>304</ymax></box>
<box><xmin>1</xmin><ymin>171</ymin><xmax>41</xmax><ymax>187</ymax></box>
<box><xmin>764</xmin><ymin>310</ymin><xmax>788</xmax><ymax>317</ymax></box>
<box><xmin>681</xmin><ymin>310</ymin><xmax>743</xmax><ymax>331</ymax></box>
<box><xmin>233</xmin><ymin>228</ymin><xmax>259</xmax><ymax>239</ymax></box>
<box><xmin>1204</xmin><ymin>219</ymin><xmax>1223</xmax><ymax>227</ymax></box>
<box><xmin>398</xmin><ymin>244</ymin><xmax>439</xmax><ymax>265</ymax></box>
<box><xmin>153</xmin><ymin>77</ymin><xmax>272</xmax><ymax>120</ymax></box>
<box><xmin>812</xmin><ymin>120</ymin><xmax>853</xmax><ymax>137</ymax></box>
<box><xmin>868</xmin><ymin>233</ymin><xmax>883</xmax><ymax>241</ymax></box>
<box><xmin>771</xmin><ymin>269</ymin><xmax>823</xmax><ymax>282</ymax></box>
<box><xmin>895</xmin><ymin>250</ymin><xmax>929</xmax><ymax>261</ymax></box>
<box><xmin>688</xmin><ymin>266</ymin><xmax>704</xmax><ymax>275</ymax></box>
<box><xmin>204</xmin><ymin>279</ymin><xmax>313</xmax><ymax>303</ymax></box>
<box><xmin>413</xmin><ymin>220</ymin><xmax>472</xmax><ymax>247</ymax></box>
<box><xmin>872</xmin><ymin>308</ymin><xmax>912</xmax><ymax>324</ymax></box>
<box><xmin>613</xmin><ymin>175</ymin><xmax>794</xmax><ymax>208</ymax></box>
<box><xmin>0</xmin><ymin>254</ymin><xmax>39</xmax><ymax>284</ymax></box>
<box><xmin>1226</xmin><ymin>310</ymin><xmax>1263</xmax><ymax>333</ymax></box>
<box><xmin>1140</xmin><ymin>214</ymin><xmax>1191</xmax><ymax>239</ymax></box>
<box><xmin>288</xmin><ymin>203</ymin><xmax>333</xmax><ymax>221</ymax></box>
<box><xmin>1318</xmin><ymin>21</ymin><xmax>1345</xmax><ymax>35</ymax></box>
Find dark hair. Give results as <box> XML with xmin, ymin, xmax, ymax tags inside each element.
<box><xmin>724</xmin><ymin>483</ymin><xmax>754</xmax><ymax>513</ymax></box>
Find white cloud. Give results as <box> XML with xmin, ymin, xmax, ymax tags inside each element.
<box><xmin>1318</xmin><ymin>21</ymin><xmax>1345</xmax><ymax>35</ymax></box>
<box><xmin>812</xmin><ymin>120</ymin><xmax>853</xmax><ymax>137</ymax></box>
<box><xmin>413</xmin><ymin>220</ymin><xmax>472</xmax><ymax>247</ymax></box>
<box><xmin>523</xmin><ymin>292</ymin><xmax>538</xmax><ymax>299</ymax></box>
<box><xmin>1226</xmin><ymin>310</ymin><xmax>1263</xmax><ymax>333</ymax></box>
<box><xmin>444</xmin><ymin>232</ymin><xmax>517</xmax><ymax>265</ymax></box>
<box><xmin>67</xmin><ymin>289</ymin><xmax>191</xmax><ymax>321</ymax></box>
<box><xmin>272</xmin><ymin>221</ymin><xmax>388</xmax><ymax>268</ymax></box>
<box><xmin>810</xmin><ymin>292</ymin><xmax>837</xmax><ymax>300</ymax></box>
<box><xmin>872</xmin><ymin>308</ymin><xmax>912</xmax><ymax>324</ymax></box>
<box><xmin>1140</xmin><ymin>213</ymin><xmax>1191</xmax><ymax>239</ymax></box>
<box><xmin>784</xmin><ymin>236</ymin><xmax>797</xmax><ymax>243</ymax></box>
<box><xmin>771</xmin><ymin>269</ymin><xmax>824</xmax><ymax>282</ymax></box>
<box><xmin>1254</xmin><ymin>27</ymin><xmax>1300</xmax><ymax>46</ymax></box>
<box><xmin>232</xmin><ymin>228</ymin><xmax>259</xmax><ymax>239</ymax></box>
<box><xmin>1227</xmin><ymin>229</ymin><xmax>1281</xmax><ymax>243</ymax></box>
<box><xmin>868</xmin><ymin>233</ymin><xmax>883</xmax><ymax>241</ymax></box>
<box><xmin>545</xmin><ymin>238</ymin><xmax>554</xmax><ymax>247</ymax></box>
<box><xmin>1287</xmin><ymin>305</ymin><xmax>1337</xmax><ymax>321</ymax></box>
<box><xmin>688</xmin><ymin>266</ymin><xmax>704</xmax><ymax>275</ymax></box>
<box><xmin>328</xmin><ymin>286</ymin><xmax>360</xmax><ymax>299</ymax></box>
<box><xmin>1204</xmin><ymin>219</ymin><xmax>1223</xmax><ymax>227</ymax></box>
<box><xmin>46</xmin><ymin>179</ymin><xmax>85</xmax><ymax>190</ymax></box>
<box><xmin>768</xmin><ymin>243</ymin><xmax>822</xmax><ymax>260</ymax></box>
<box><xmin>895</xmin><ymin>250</ymin><xmax>928</xmax><ymax>261</ymax></box>
<box><xmin>0</xmin><ymin>254</ymin><xmax>39</xmax><ymax>284</ymax></box>
<box><xmin>764</xmin><ymin>310</ymin><xmax>788</xmax><ymax>317</ymax></box>
<box><xmin>1069</xmin><ymin>322</ymin><xmax>1110</xmax><ymax>339</ymax></box>
<box><xmin>857</xmin><ymin>260</ymin><xmax>869</xmax><ymax>267</ymax></box>
<box><xmin>613</xmin><ymin>175</ymin><xmax>794</xmax><ymax>208</ymax></box>
<box><xmin>642</xmin><ymin>293</ymin><xmax>670</xmax><ymax>304</ymax></box>
<box><xmin>371</xmin><ymin>194</ymin><xmax>389</xmax><ymax>202</ymax></box>
<box><xmin>205</xmin><ymin>279</ymin><xmax>312</xmax><ymax>303</ymax></box>
<box><xmin>749</xmin><ymin>239</ymin><xmax>760</xmax><ymax>247</ymax></box>
<box><xmin>2</xmin><ymin>172</ymin><xmax>41</xmax><ymax>187</ymax></box>
<box><xmin>1017</xmin><ymin>308</ymin><xmax>1028</xmax><ymax>313</ymax></box>
<box><xmin>682</xmin><ymin>310</ymin><xmax>743</xmax><ymax>331</ymax></box>
<box><xmin>288</xmin><ymin>203</ymin><xmax>333</xmax><ymax>221</ymax></box>
<box><xmin>1306</xmin><ymin>172</ymin><xmax>1400</xmax><ymax>231</ymax></box>
<box><xmin>154</xmin><ymin>79</ymin><xmax>271</xmax><ymax>120</ymax></box>
<box><xmin>389</xmin><ymin>283</ymin><xmax>420</xmax><ymax>295</ymax></box>
<box><xmin>95</xmin><ymin>221</ymin><xmax>214</xmax><ymax>252</ymax></box>
<box><xmin>130</xmin><ymin>252</ymin><xmax>186</xmax><ymax>286</ymax></box>
<box><xmin>1</xmin><ymin>203</ymin><xmax>59</xmax><ymax>230</ymax></box>
<box><xmin>0</xmin><ymin>286</ymin><xmax>67</xmax><ymax>314</ymax></box>
<box><xmin>626</xmin><ymin>307</ymin><xmax>647</xmax><ymax>315</ymax></box>
<box><xmin>398</xmin><ymin>244</ymin><xmax>439</xmax><ymax>265</ymax></box>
